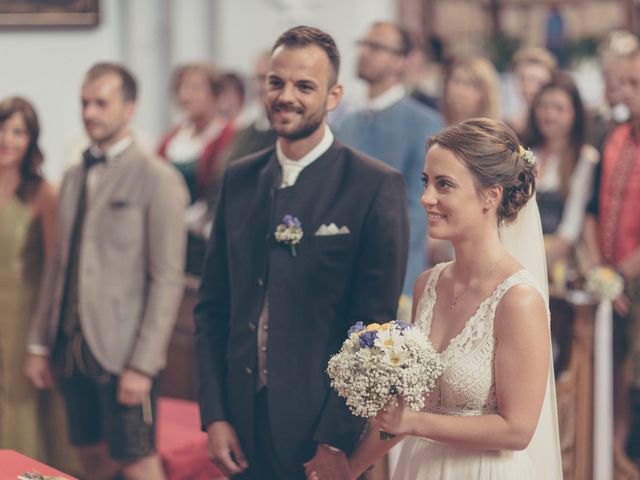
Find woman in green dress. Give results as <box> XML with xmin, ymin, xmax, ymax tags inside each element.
<box><xmin>0</xmin><ymin>96</ymin><xmax>78</xmax><ymax>473</ymax></box>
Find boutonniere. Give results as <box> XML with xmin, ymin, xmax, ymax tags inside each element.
<box><xmin>275</xmin><ymin>215</ymin><xmax>303</xmax><ymax>257</ymax></box>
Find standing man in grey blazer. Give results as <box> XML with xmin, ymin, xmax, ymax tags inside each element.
<box><xmin>25</xmin><ymin>63</ymin><xmax>188</xmax><ymax>480</ymax></box>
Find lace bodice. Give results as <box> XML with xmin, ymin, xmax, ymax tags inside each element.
<box><xmin>415</xmin><ymin>262</ymin><xmax>541</xmax><ymax>416</ymax></box>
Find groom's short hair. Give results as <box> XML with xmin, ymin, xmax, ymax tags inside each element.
<box><xmin>272</xmin><ymin>26</ymin><xmax>340</xmax><ymax>85</ymax></box>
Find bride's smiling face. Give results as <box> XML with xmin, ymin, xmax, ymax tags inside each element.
<box><xmin>421</xmin><ymin>144</ymin><xmax>497</xmax><ymax>240</ymax></box>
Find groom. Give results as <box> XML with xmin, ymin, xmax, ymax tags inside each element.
<box><xmin>194</xmin><ymin>26</ymin><xmax>408</xmax><ymax>479</ymax></box>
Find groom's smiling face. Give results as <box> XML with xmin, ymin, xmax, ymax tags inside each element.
<box><xmin>266</xmin><ymin>45</ymin><xmax>341</xmax><ymax>140</ymax></box>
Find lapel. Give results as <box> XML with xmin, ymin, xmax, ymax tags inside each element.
<box><xmin>255</xmin><ymin>150</ymin><xmax>280</xmax><ymax>243</ymax></box>
<box><xmin>89</xmin><ymin>143</ymin><xmax>139</xmax><ymax>214</ymax></box>
<box><xmin>57</xmin><ymin>165</ymin><xmax>86</xmax><ymax>264</ymax></box>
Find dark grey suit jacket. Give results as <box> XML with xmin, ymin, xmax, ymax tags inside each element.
<box><xmin>194</xmin><ymin>140</ymin><xmax>409</xmax><ymax>470</ymax></box>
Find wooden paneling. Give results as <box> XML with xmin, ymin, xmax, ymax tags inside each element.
<box><xmin>160</xmin><ymin>276</ymin><xmax>199</xmax><ymax>401</ymax></box>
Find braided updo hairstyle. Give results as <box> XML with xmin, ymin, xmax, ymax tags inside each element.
<box><xmin>428</xmin><ymin>117</ymin><xmax>536</xmax><ymax>224</ymax></box>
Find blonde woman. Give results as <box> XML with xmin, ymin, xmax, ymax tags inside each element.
<box><xmin>441</xmin><ymin>57</ymin><xmax>501</xmax><ymax>125</ymax></box>
<box><xmin>429</xmin><ymin>57</ymin><xmax>503</xmax><ymax>265</ymax></box>
<box><xmin>509</xmin><ymin>47</ymin><xmax>557</xmax><ymax>136</ymax></box>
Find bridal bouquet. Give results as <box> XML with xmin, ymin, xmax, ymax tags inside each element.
<box><xmin>327</xmin><ymin>320</ymin><xmax>443</xmax><ymax>437</ymax></box>
<box><xmin>585</xmin><ymin>266</ymin><xmax>624</xmax><ymax>301</ymax></box>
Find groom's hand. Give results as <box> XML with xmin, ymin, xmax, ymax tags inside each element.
<box><xmin>304</xmin><ymin>444</ymin><xmax>350</xmax><ymax>480</ymax></box>
<box><xmin>207</xmin><ymin>421</ymin><xmax>249</xmax><ymax>476</ymax></box>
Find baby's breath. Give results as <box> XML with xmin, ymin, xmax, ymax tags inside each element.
<box><xmin>327</xmin><ymin>321</ymin><xmax>443</xmax><ymax>417</ymax></box>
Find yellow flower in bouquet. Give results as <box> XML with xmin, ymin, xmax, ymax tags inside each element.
<box><xmin>328</xmin><ymin>320</ymin><xmax>443</xmax><ymax>418</ymax></box>
<box><xmin>585</xmin><ymin>266</ymin><xmax>624</xmax><ymax>301</ymax></box>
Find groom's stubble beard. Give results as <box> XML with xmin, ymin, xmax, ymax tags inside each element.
<box><xmin>267</xmin><ymin>99</ymin><xmax>327</xmax><ymax>141</ymax></box>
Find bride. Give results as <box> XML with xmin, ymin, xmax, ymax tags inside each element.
<box><xmin>348</xmin><ymin>118</ymin><xmax>562</xmax><ymax>479</ymax></box>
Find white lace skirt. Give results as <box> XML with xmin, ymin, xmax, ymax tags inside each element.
<box><xmin>392</xmin><ymin>436</ymin><xmax>537</xmax><ymax>480</ymax></box>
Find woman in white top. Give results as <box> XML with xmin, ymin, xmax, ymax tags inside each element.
<box><xmin>524</xmin><ymin>71</ymin><xmax>598</xmax><ymax>269</ymax></box>
<box><xmin>158</xmin><ymin>63</ymin><xmax>236</xmax><ymax>205</ymax></box>
<box><xmin>345</xmin><ymin>118</ymin><xmax>562</xmax><ymax>479</ymax></box>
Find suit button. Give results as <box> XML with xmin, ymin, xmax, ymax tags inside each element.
<box><xmin>261</xmin><ymin>346</ymin><xmax>267</xmax><ymax>352</ymax></box>
<box><xmin>257</xmin><ymin>278</ymin><xmax>264</xmax><ymax>287</ymax></box>
<box><xmin>245</xmin><ymin>367</ymin><xmax>253</xmax><ymax>375</ymax></box>
<box><xmin>248</xmin><ymin>323</ymin><xmax>256</xmax><ymax>332</ymax></box>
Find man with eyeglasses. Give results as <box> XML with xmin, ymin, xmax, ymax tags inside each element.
<box><xmin>336</xmin><ymin>21</ymin><xmax>443</xmax><ymax>308</ymax></box>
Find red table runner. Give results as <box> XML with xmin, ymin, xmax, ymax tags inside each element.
<box><xmin>0</xmin><ymin>398</ymin><xmax>223</xmax><ymax>480</ymax></box>
<box><xmin>0</xmin><ymin>450</ymin><xmax>77</xmax><ymax>479</ymax></box>
<box><xmin>157</xmin><ymin>397</ymin><xmax>223</xmax><ymax>479</ymax></box>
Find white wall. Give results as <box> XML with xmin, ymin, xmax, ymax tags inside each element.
<box><xmin>211</xmin><ymin>0</ymin><xmax>396</xmax><ymax>103</ymax></box>
<box><xmin>0</xmin><ymin>0</ymin><xmax>396</xmax><ymax>182</ymax></box>
<box><xmin>0</xmin><ymin>0</ymin><xmax>123</xmax><ymax>181</ymax></box>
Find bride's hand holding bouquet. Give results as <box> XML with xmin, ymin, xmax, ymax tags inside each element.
<box><xmin>327</xmin><ymin>320</ymin><xmax>443</xmax><ymax>440</ymax></box>
<box><xmin>373</xmin><ymin>396</ymin><xmax>416</xmax><ymax>436</ymax></box>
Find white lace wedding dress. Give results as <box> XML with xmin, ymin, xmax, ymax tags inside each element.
<box><xmin>392</xmin><ymin>261</ymin><xmax>544</xmax><ymax>479</ymax></box>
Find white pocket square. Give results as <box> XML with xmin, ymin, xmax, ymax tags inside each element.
<box><xmin>314</xmin><ymin>223</ymin><xmax>350</xmax><ymax>236</ymax></box>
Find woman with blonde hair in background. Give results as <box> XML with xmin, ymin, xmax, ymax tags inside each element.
<box><xmin>508</xmin><ymin>47</ymin><xmax>557</xmax><ymax>137</ymax></box>
<box><xmin>429</xmin><ymin>56</ymin><xmax>502</xmax><ymax>265</ymax></box>
<box><xmin>440</xmin><ymin>56</ymin><xmax>501</xmax><ymax>125</ymax></box>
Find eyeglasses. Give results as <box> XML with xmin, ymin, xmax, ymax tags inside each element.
<box><xmin>356</xmin><ymin>39</ymin><xmax>403</xmax><ymax>56</ymax></box>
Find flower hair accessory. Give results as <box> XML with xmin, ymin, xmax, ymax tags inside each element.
<box><xmin>274</xmin><ymin>215</ymin><xmax>303</xmax><ymax>257</ymax></box>
<box><xmin>518</xmin><ymin>145</ymin><xmax>537</xmax><ymax>166</ymax></box>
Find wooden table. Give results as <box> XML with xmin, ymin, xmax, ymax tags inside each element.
<box><xmin>552</xmin><ymin>289</ymin><xmax>640</xmax><ymax>480</ymax></box>
<box><xmin>552</xmin><ymin>291</ymin><xmax>595</xmax><ymax>480</ymax></box>
<box><xmin>0</xmin><ymin>450</ymin><xmax>77</xmax><ymax>480</ymax></box>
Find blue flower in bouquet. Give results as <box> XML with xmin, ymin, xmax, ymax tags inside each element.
<box><xmin>327</xmin><ymin>319</ymin><xmax>444</xmax><ymax>428</ymax></box>
<box><xmin>274</xmin><ymin>215</ymin><xmax>303</xmax><ymax>257</ymax></box>
<box><xmin>359</xmin><ymin>330</ymin><xmax>378</xmax><ymax>348</ymax></box>
<box><xmin>283</xmin><ymin>215</ymin><xmax>301</xmax><ymax>228</ymax></box>
<box><xmin>394</xmin><ymin>320</ymin><xmax>409</xmax><ymax>332</ymax></box>
<box><xmin>348</xmin><ymin>321</ymin><xmax>365</xmax><ymax>337</ymax></box>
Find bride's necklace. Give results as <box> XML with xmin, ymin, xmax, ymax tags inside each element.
<box><xmin>450</xmin><ymin>252</ymin><xmax>508</xmax><ymax>308</ymax></box>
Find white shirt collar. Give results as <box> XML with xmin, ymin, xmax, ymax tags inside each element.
<box><xmin>275</xmin><ymin>125</ymin><xmax>334</xmax><ymax>187</ymax></box>
<box><xmin>90</xmin><ymin>135</ymin><xmax>133</xmax><ymax>163</ymax></box>
<box><xmin>365</xmin><ymin>84</ymin><xmax>406</xmax><ymax>112</ymax></box>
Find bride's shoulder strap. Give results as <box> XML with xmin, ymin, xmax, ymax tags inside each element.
<box><xmin>416</xmin><ymin>261</ymin><xmax>449</xmax><ymax>297</ymax></box>
<box><xmin>410</xmin><ymin>261</ymin><xmax>450</xmax><ymax>325</ymax></box>
<box><xmin>491</xmin><ymin>269</ymin><xmax>550</xmax><ymax>320</ymax></box>
<box><xmin>429</xmin><ymin>261</ymin><xmax>451</xmax><ymax>285</ymax></box>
